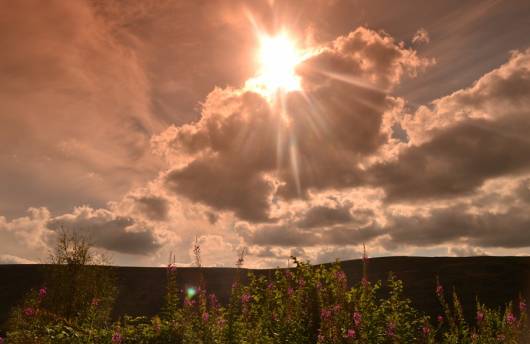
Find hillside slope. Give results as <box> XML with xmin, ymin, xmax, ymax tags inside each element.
<box><xmin>1</xmin><ymin>256</ymin><xmax>529</xmax><ymax>332</ymax></box>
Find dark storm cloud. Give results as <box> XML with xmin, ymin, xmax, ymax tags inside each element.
<box><xmin>159</xmin><ymin>27</ymin><xmax>430</xmax><ymax>221</ymax></box>
<box><xmin>47</xmin><ymin>207</ymin><xmax>162</xmax><ymax>255</ymax></box>
<box><xmin>243</xmin><ymin>223</ymin><xmax>382</xmax><ymax>247</ymax></box>
<box><xmin>296</xmin><ymin>205</ymin><xmax>354</xmax><ymax>228</ymax></box>
<box><xmin>133</xmin><ymin>196</ymin><xmax>170</xmax><ymax>221</ymax></box>
<box><xmin>384</xmin><ymin>202</ymin><xmax>530</xmax><ymax>249</ymax></box>
<box><xmin>370</xmin><ymin>48</ymin><xmax>530</xmax><ymax>202</ymax></box>
<box><xmin>370</xmin><ymin>115</ymin><xmax>530</xmax><ymax>202</ymax></box>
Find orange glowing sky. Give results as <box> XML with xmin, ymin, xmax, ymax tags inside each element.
<box><xmin>1</xmin><ymin>0</ymin><xmax>530</xmax><ymax>267</ymax></box>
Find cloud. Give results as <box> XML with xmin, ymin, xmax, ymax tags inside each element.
<box><xmin>0</xmin><ymin>208</ymin><xmax>56</xmax><ymax>262</ymax></box>
<box><xmin>47</xmin><ymin>206</ymin><xmax>163</xmax><ymax>255</ymax></box>
<box><xmin>412</xmin><ymin>28</ymin><xmax>430</xmax><ymax>45</ymax></box>
<box><xmin>0</xmin><ymin>254</ymin><xmax>37</xmax><ymax>264</ymax></box>
<box><xmin>371</xmin><ymin>49</ymin><xmax>530</xmax><ymax>202</ymax></box>
<box><xmin>0</xmin><ymin>0</ymin><xmax>163</xmax><ymax>219</ymax></box>
<box><xmin>296</xmin><ymin>204</ymin><xmax>354</xmax><ymax>228</ymax></box>
<box><xmin>190</xmin><ymin>235</ymin><xmax>238</xmax><ymax>267</ymax></box>
<box><xmin>156</xmin><ymin>27</ymin><xmax>431</xmax><ymax>221</ymax></box>
<box><xmin>132</xmin><ymin>196</ymin><xmax>170</xmax><ymax>222</ymax></box>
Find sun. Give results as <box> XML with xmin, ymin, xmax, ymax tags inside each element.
<box><xmin>247</xmin><ymin>32</ymin><xmax>303</xmax><ymax>97</ymax></box>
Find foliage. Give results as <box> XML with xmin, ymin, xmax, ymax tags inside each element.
<box><xmin>3</xmin><ymin>245</ymin><xmax>529</xmax><ymax>343</ymax></box>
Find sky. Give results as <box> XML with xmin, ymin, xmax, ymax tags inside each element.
<box><xmin>1</xmin><ymin>0</ymin><xmax>530</xmax><ymax>267</ymax></box>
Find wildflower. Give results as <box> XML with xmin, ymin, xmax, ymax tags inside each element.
<box><xmin>344</xmin><ymin>329</ymin><xmax>356</xmax><ymax>338</ymax></box>
<box><xmin>353</xmin><ymin>311</ymin><xmax>362</xmax><ymax>327</ymax></box>
<box><xmin>361</xmin><ymin>277</ymin><xmax>369</xmax><ymax>287</ymax></box>
<box><xmin>317</xmin><ymin>334</ymin><xmax>325</xmax><ymax>342</ymax></box>
<box><xmin>435</xmin><ymin>284</ymin><xmax>444</xmax><ymax>297</ymax></box>
<box><xmin>298</xmin><ymin>278</ymin><xmax>305</xmax><ymax>288</ymax></box>
<box><xmin>287</xmin><ymin>287</ymin><xmax>294</xmax><ymax>296</ymax></box>
<box><xmin>336</xmin><ymin>271</ymin><xmax>347</xmax><ymax>285</ymax></box>
<box><xmin>184</xmin><ymin>298</ymin><xmax>196</xmax><ymax>307</ymax></box>
<box><xmin>209</xmin><ymin>293</ymin><xmax>219</xmax><ymax>308</ymax></box>
<box><xmin>217</xmin><ymin>318</ymin><xmax>226</xmax><ymax>327</ymax></box>
<box><xmin>471</xmin><ymin>333</ymin><xmax>478</xmax><ymax>342</ymax></box>
<box><xmin>167</xmin><ymin>263</ymin><xmax>177</xmax><ymax>273</ymax></box>
<box><xmin>316</xmin><ymin>281</ymin><xmax>322</xmax><ymax>290</ymax></box>
<box><xmin>333</xmin><ymin>304</ymin><xmax>341</xmax><ymax>313</ymax></box>
<box><xmin>422</xmin><ymin>325</ymin><xmax>431</xmax><ymax>336</ymax></box>
<box><xmin>437</xmin><ymin>315</ymin><xmax>444</xmax><ymax>323</ymax></box>
<box><xmin>39</xmin><ymin>287</ymin><xmax>47</xmax><ymax>299</ymax></box>
<box><xmin>497</xmin><ymin>334</ymin><xmax>506</xmax><ymax>341</ymax></box>
<box><xmin>320</xmin><ymin>308</ymin><xmax>332</xmax><ymax>321</ymax></box>
<box><xmin>506</xmin><ymin>312</ymin><xmax>516</xmax><ymax>325</ymax></box>
<box><xmin>241</xmin><ymin>293</ymin><xmax>251</xmax><ymax>303</ymax></box>
<box><xmin>267</xmin><ymin>282</ymin><xmax>274</xmax><ymax>290</ymax></box>
<box><xmin>386</xmin><ymin>322</ymin><xmax>396</xmax><ymax>337</ymax></box>
<box><xmin>23</xmin><ymin>307</ymin><xmax>35</xmax><ymax>317</ymax></box>
<box><xmin>476</xmin><ymin>310</ymin><xmax>484</xmax><ymax>323</ymax></box>
<box><xmin>91</xmin><ymin>298</ymin><xmax>100</xmax><ymax>307</ymax></box>
<box><xmin>112</xmin><ymin>329</ymin><xmax>122</xmax><ymax>343</ymax></box>
<box><xmin>202</xmin><ymin>312</ymin><xmax>209</xmax><ymax>323</ymax></box>
<box><xmin>0</xmin><ymin>336</ymin><xmax>3</xmax><ymax>344</ymax></box>
<box><xmin>520</xmin><ymin>300</ymin><xmax>527</xmax><ymax>312</ymax></box>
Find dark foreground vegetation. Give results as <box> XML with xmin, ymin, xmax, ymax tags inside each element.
<box><xmin>1</xmin><ymin>235</ymin><xmax>529</xmax><ymax>343</ymax></box>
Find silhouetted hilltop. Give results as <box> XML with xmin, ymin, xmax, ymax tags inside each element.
<box><xmin>1</xmin><ymin>256</ymin><xmax>529</xmax><ymax>333</ymax></box>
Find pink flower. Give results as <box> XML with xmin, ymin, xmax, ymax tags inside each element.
<box><xmin>167</xmin><ymin>263</ymin><xmax>177</xmax><ymax>273</ymax></box>
<box><xmin>333</xmin><ymin>304</ymin><xmax>341</xmax><ymax>313</ymax></box>
<box><xmin>316</xmin><ymin>282</ymin><xmax>322</xmax><ymax>290</ymax></box>
<box><xmin>422</xmin><ymin>325</ymin><xmax>431</xmax><ymax>336</ymax></box>
<box><xmin>476</xmin><ymin>310</ymin><xmax>484</xmax><ymax>323</ymax></box>
<box><xmin>23</xmin><ymin>307</ymin><xmax>35</xmax><ymax>317</ymax></box>
<box><xmin>435</xmin><ymin>284</ymin><xmax>444</xmax><ymax>297</ymax></box>
<box><xmin>317</xmin><ymin>334</ymin><xmax>325</xmax><ymax>342</ymax></box>
<box><xmin>0</xmin><ymin>336</ymin><xmax>4</xmax><ymax>344</ymax></box>
<box><xmin>335</xmin><ymin>271</ymin><xmax>347</xmax><ymax>284</ymax></box>
<box><xmin>345</xmin><ymin>329</ymin><xmax>355</xmax><ymax>338</ymax></box>
<box><xmin>320</xmin><ymin>308</ymin><xmax>332</xmax><ymax>321</ymax></box>
<box><xmin>386</xmin><ymin>322</ymin><xmax>396</xmax><ymax>337</ymax></box>
<box><xmin>209</xmin><ymin>293</ymin><xmax>219</xmax><ymax>308</ymax></box>
<box><xmin>111</xmin><ymin>330</ymin><xmax>122</xmax><ymax>343</ymax></box>
<box><xmin>506</xmin><ymin>312</ymin><xmax>516</xmax><ymax>325</ymax></box>
<box><xmin>241</xmin><ymin>293</ymin><xmax>251</xmax><ymax>303</ymax></box>
<box><xmin>267</xmin><ymin>282</ymin><xmax>274</xmax><ymax>290</ymax></box>
<box><xmin>202</xmin><ymin>312</ymin><xmax>209</xmax><ymax>323</ymax></box>
<box><xmin>520</xmin><ymin>300</ymin><xmax>527</xmax><ymax>312</ymax></box>
<box><xmin>287</xmin><ymin>287</ymin><xmax>294</xmax><ymax>296</ymax></box>
<box><xmin>39</xmin><ymin>287</ymin><xmax>47</xmax><ymax>299</ymax></box>
<box><xmin>91</xmin><ymin>298</ymin><xmax>100</xmax><ymax>307</ymax></box>
<box><xmin>184</xmin><ymin>298</ymin><xmax>196</xmax><ymax>307</ymax></box>
<box><xmin>361</xmin><ymin>277</ymin><xmax>369</xmax><ymax>287</ymax></box>
<box><xmin>496</xmin><ymin>334</ymin><xmax>506</xmax><ymax>341</ymax></box>
<box><xmin>298</xmin><ymin>278</ymin><xmax>305</xmax><ymax>288</ymax></box>
<box><xmin>437</xmin><ymin>315</ymin><xmax>444</xmax><ymax>323</ymax></box>
<box><xmin>353</xmin><ymin>311</ymin><xmax>362</xmax><ymax>327</ymax></box>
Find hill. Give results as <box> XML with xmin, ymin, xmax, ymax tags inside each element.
<box><xmin>1</xmin><ymin>256</ymin><xmax>529</xmax><ymax>333</ymax></box>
